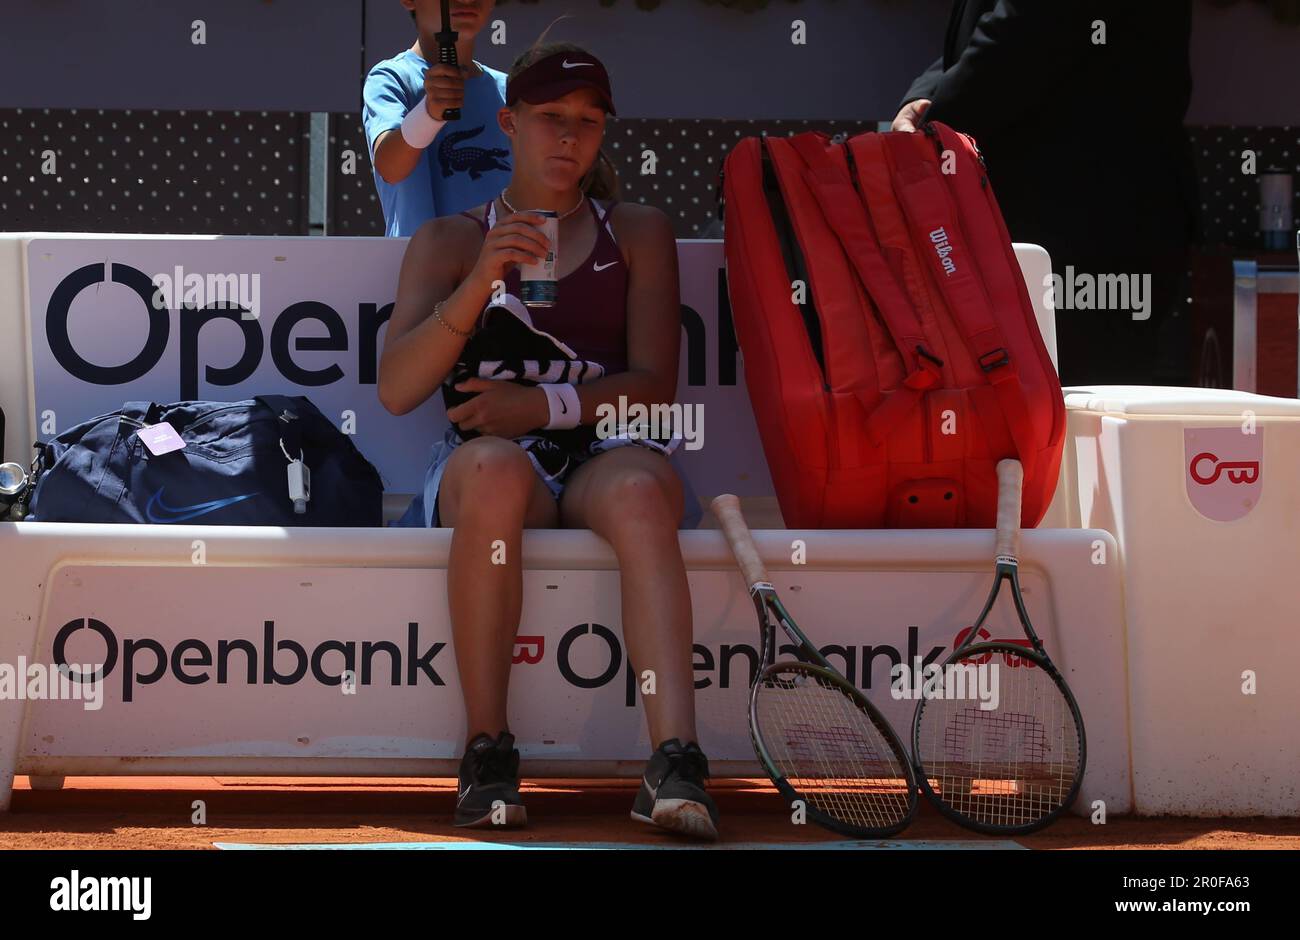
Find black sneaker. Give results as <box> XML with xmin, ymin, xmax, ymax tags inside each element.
<box><xmin>631</xmin><ymin>738</ymin><xmax>719</xmax><ymax>841</ymax></box>
<box><xmin>454</xmin><ymin>731</ymin><xmax>527</xmax><ymax>829</ymax></box>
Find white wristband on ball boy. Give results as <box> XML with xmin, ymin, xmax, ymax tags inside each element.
<box><xmin>400</xmin><ymin>95</ymin><xmax>446</xmax><ymax>149</ymax></box>
<box><xmin>540</xmin><ymin>383</ymin><xmax>581</xmax><ymax>430</ymax></box>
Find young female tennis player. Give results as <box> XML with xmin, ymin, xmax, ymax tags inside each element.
<box><xmin>377</xmin><ymin>37</ymin><xmax>718</xmax><ymax>840</ymax></box>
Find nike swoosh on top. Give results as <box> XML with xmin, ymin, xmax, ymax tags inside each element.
<box><xmin>562</xmin><ymin>60</ymin><xmax>595</xmax><ymax>69</ymax></box>
<box><xmin>145</xmin><ymin>487</ymin><xmax>259</xmax><ymax>523</ymax></box>
<box><xmin>593</xmin><ymin>260</ymin><xmax>618</xmax><ymax>272</ymax></box>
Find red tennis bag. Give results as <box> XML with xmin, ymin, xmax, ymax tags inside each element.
<box><xmin>720</xmin><ymin>122</ymin><xmax>1064</xmax><ymax>528</ymax></box>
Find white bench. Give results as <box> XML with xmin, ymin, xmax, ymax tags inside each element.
<box><xmin>0</xmin><ymin>235</ymin><xmax>1132</xmax><ymax>818</ymax></box>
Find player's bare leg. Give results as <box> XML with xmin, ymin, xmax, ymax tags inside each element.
<box><xmin>439</xmin><ymin>436</ymin><xmax>558</xmax><ymax>741</ymax></box>
<box><xmin>559</xmin><ymin>444</ymin><xmax>717</xmax><ymax>838</ymax></box>
<box><xmin>559</xmin><ymin>445</ymin><xmax>697</xmax><ymax>746</ymax></box>
<box><xmin>438</xmin><ymin>436</ymin><xmax>558</xmax><ymax>828</ymax></box>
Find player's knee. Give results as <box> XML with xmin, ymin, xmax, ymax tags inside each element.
<box><xmin>595</xmin><ymin>467</ymin><xmax>679</xmax><ymax>536</ymax></box>
<box><xmin>444</xmin><ymin>438</ymin><xmax>535</xmax><ymax>508</ymax></box>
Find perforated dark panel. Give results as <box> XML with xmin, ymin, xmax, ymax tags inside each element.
<box><xmin>0</xmin><ymin>108</ymin><xmax>311</xmax><ymax>234</ymax></box>
<box><xmin>1188</xmin><ymin>125</ymin><xmax>1299</xmax><ymax>247</ymax></box>
<box><xmin>7</xmin><ymin>111</ymin><xmax>1296</xmax><ymax>248</ymax></box>
<box><xmin>328</xmin><ymin>112</ymin><xmax>382</xmax><ymax>236</ymax></box>
<box><xmin>327</xmin><ymin>115</ymin><xmax>878</xmax><ymax>238</ymax></box>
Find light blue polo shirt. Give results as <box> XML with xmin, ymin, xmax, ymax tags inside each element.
<box><xmin>362</xmin><ymin>49</ymin><xmax>513</xmax><ymax>236</ymax></box>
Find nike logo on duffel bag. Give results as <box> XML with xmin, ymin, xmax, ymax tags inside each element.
<box><xmin>145</xmin><ymin>487</ymin><xmax>260</xmax><ymax>523</ymax></box>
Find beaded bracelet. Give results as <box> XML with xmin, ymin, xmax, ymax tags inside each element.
<box><xmin>434</xmin><ymin>301</ymin><xmax>473</xmax><ymax>338</ymax></box>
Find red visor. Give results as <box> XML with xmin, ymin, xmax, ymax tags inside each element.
<box><xmin>506</xmin><ymin>50</ymin><xmax>617</xmax><ymax>117</ymax></box>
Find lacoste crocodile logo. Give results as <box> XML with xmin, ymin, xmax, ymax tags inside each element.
<box><xmin>438</xmin><ymin>126</ymin><xmax>510</xmax><ymax>180</ymax></box>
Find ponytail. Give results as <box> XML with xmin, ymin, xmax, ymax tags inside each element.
<box><xmin>582</xmin><ymin>148</ymin><xmax>621</xmax><ymax>202</ymax></box>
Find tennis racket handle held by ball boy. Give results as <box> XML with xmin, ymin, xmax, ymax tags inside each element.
<box><xmin>436</xmin><ymin>0</ymin><xmax>462</xmax><ymax>121</ymax></box>
<box><xmin>995</xmin><ymin>458</ymin><xmax>1024</xmax><ymax>563</ymax></box>
<box><xmin>710</xmin><ymin>494</ymin><xmax>770</xmax><ymax>592</ymax></box>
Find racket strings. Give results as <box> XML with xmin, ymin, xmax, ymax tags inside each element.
<box><xmin>916</xmin><ymin>651</ymin><xmax>1081</xmax><ymax>829</ymax></box>
<box><xmin>757</xmin><ymin>668</ymin><xmax>912</xmax><ymax>832</ymax></box>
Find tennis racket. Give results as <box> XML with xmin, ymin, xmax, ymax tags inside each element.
<box><xmin>911</xmin><ymin>459</ymin><xmax>1086</xmax><ymax>834</ymax></box>
<box><xmin>711</xmin><ymin>494</ymin><xmax>918</xmax><ymax>838</ymax></box>
<box><xmin>436</xmin><ymin>0</ymin><xmax>462</xmax><ymax>121</ymax></box>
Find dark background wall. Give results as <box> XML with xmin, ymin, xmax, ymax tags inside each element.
<box><xmin>1</xmin><ymin>0</ymin><xmax>1297</xmax><ymax>241</ymax></box>
<box><xmin>1</xmin><ymin>1</ymin><xmax>1296</xmax><ymax>121</ymax></box>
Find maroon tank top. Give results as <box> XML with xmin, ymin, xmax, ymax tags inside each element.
<box><xmin>461</xmin><ymin>196</ymin><xmax>629</xmax><ymax>375</ymax></box>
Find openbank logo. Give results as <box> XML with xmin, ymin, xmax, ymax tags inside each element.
<box><xmin>1189</xmin><ymin>453</ymin><xmax>1259</xmax><ymax>486</ymax></box>
<box><xmin>1184</xmin><ymin>427</ymin><xmax>1263</xmax><ymax>522</ymax></box>
<box><xmin>42</xmin><ymin>261</ymin><xmax>744</xmax><ymax>400</ymax></box>
<box><xmin>54</xmin><ymin>617</ymin><xmax>953</xmax><ymax>707</ymax></box>
<box><xmin>50</xmin><ymin>617</ymin><xmax>448</xmax><ymax>703</ymax></box>
<box><xmin>511</xmin><ymin>625</ymin><xmax>952</xmax><ymax>707</ymax></box>
<box><xmin>44</xmin><ymin>261</ymin><xmax>395</xmax><ymax>401</ymax></box>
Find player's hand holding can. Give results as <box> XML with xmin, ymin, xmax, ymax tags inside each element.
<box><xmin>468</xmin><ymin>211</ymin><xmax>552</xmax><ymax>290</ymax></box>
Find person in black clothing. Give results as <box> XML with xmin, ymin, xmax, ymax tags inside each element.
<box><xmin>894</xmin><ymin>1</ymin><xmax>1199</xmax><ymax>386</ymax></box>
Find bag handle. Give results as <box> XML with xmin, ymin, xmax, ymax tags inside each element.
<box><xmin>117</xmin><ymin>401</ymin><xmax>163</xmax><ymax>433</ymax></box>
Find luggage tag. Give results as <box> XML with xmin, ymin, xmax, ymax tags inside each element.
<box><xmin>279</xmin><ymin>438</ymin><xmax>311</xmax><ymax>514</ymax></box>
<box><xmin>137</xmin><ymin>422</ymin><xmax>187</xmax><ymax>456</ymax></box>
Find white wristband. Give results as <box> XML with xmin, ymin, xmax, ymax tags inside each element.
<box><xmin>540</xmin><ymin>383</ymin><xmax>581</xmax><ymax>430</ymax></box>
<box><xmin>400</xmin><ymin>94</ymin><xmax>447</xmax><ymax>149</ymax></box>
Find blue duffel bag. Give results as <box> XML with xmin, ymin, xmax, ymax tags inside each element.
<box><xmin>26</xmin><ymin>395</ymin><xmax>384</xmax><ymax>526</ymax></box>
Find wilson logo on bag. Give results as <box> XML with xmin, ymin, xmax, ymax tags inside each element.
<box><xmin>929</xmin><ymin>227</ymin><xmax>957</xmax><ymax>276</ymax></box>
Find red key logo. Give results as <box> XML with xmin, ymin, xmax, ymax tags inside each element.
<box><xmin>512</xmin><ymin>635</ymin><xmax>545</xmax><ymax>665</ymax></box>
<box><xmin>1184</xmin><ymin>428</ymin><xmax>1263</xmax><ymax>522</ymax></box>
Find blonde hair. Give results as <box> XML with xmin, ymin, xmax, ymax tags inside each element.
<box><xmin>508</xmin><ymin>27</ymin><xmax>621</xmax><ymax>202</ymax></box>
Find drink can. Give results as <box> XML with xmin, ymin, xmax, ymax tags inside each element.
<box><xmin>520</xmin><ymin>210</ymin><xmax>558</xmax><ymax>307</ymax></box>
<box><xmin>0</xmin><ymin>462</ymin><xmax>27</xmax><ymax>513</ymax></box>
<box><xmin>1260</xmin><ymin>171</ymin><xmax>1294</xmax><ymax>251</ymax></box>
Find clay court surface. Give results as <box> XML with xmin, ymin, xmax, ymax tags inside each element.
<box><xmin>1</xmin><ymin>776</ymin><xmax>1297</xmax><ymax>850</ymax></box>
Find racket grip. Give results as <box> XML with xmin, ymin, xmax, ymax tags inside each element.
<box><xmin>995</xmin><ymin>459</ymin><xmax>1023</xmax><ymax>561</ymax></box>
<box><xmin>439</xmin><ymin>48</ymin><xmax>461</xmax><ymax>120</ymax></box>
<box><xmin>437</xmin><ymin>19</ymin><xmax>461</xmax><ymax>121</ymax></box>
<box><xmin>710</xmin><ymin>494</ymin><xmax>770</xmax><ymax>589</ymax></box>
